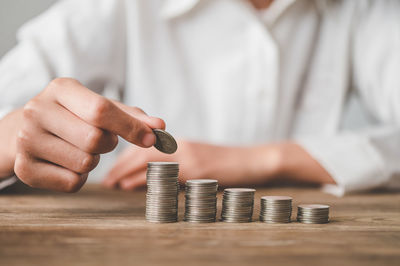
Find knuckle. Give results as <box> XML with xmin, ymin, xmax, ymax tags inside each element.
<box><xmin>132</xmin><ymin>107</ymin><xmax>146</xmax><ymax>114</ymax></box>
<box><xmin>88</xmin><ymin>97</ymin><xmax>111</xmax><ymax>125</ymax></box>
<box><xmin>48</xmin><ymin>77</ymin><xmax>78</xmax><ymax>90</ymax></box>
<box><xmin>78</xmin><ymin>154</ymin><xmax>99</xmax><ymax>173</ymax></box>
<box><xmin>85</xmin><ymin>128</ymin><xmax>104</xmax><ymax>153</ymax></box>
<box><xmin>64</xmin><ymin>174</ymin><xmax>84</xmax><ymax>193</ymax></box>
<box><xmin>16</xmin><ymin>129</ymin><xmax>31</xmax><ymax>149</ymax></box>
<box><xmin>22</xmin><ymin>99</ymin><xmax>41</xmax><ymax>121</ymax></box>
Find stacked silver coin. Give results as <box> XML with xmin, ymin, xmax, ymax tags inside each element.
<box><xmin>146</xmin><ymin>162</ymin><xmax>179</xmax><ymax>223</ymax></box>
<box><xmin>297</xmin><ymin>204</ymin><xmax>330</xmax><ymax>224</ymax></box>
<box><xmin>259</xmin><ymin>196</ymin><xmax>292</xmax><ymax>223</ymax></box>
<box><xmin>221</xmin><ymin>188</ymin><xmax>255</xmax><ymax>223</ymax></box>
<box><xmin>184</xmin><ymin>179</ymin><xmax>218</xmax><ymax>223</ymax></box>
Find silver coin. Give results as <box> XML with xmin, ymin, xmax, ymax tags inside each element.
<box><xmin>152</xmin><ymin>129</ymin><xmax>178</xmax><ymax>154</ymax></box>
<box><xmin>298</xmin><ymin>211</ymin><xmax>329</xmax><ymax>214</ymax></box>
<box><xmin>185</xmin><ymin>200</ymin><xmax>217</xmax><ymax>205</ymax></box>
<box><xmin>297</xmin><ymin>219</ymin><xmax>329</xmax><ymax>224</ymax></box>
<box><xmin>148</xmin><ymin>161</ymin><xmax>179</xmax><ymax>166</ymax></box>
<box><xmin>261</xmin><ymin>202</ymin><xmax>292</xmax><ymax>206</ymax></box>
<box><xmin>186</xmin><ymin>179</ymin><xmax>218</xmax><ymax>185</ymax></box>
<box><xmin>224</xmin><ymin>188</ymin><xmax>256</xmax><ymax>193</ymax></box>
<box><xmin>261</xmin><ymin>196</ymin><xmax>293</xmax><ymax>201</ymax></box>
<box><xmin>185</xmin><ymin>193</ymin><xmax>217</xmax><ymax>198</ymax></box>
<box><xmin>184</xmin><ymin>216</ymin><xmax>216</xmax><ymax>220</ymax></box>
<box><xmin>184</xmin><ymin>218</ymin><xmax>216</xmax><ymax>223</ymax></box>
<box><xmin>147</xmin><ymin>174</ymin><xmax>179</xmax><ymax>177</ymax></box>
<box><xmin>185</xmin><ymin>204</ymin><xmax>217</xmax><ymax>208</ymax></box>
<box><xmin>260</xmin><ymin>218</ymin><xmax>292</xmax><ymax>222</ymax></box>
<box><xmin>260</xmin><ymin>212</ymin><xmax>292</xmax><ymax>216</ymax></box>
<box><xmin>297</xmin><ymin>211</ymin><xmax>329</xmax><ymax>215</ymax></box>
<box><xmin>222</xmin><ymin>211</ymin><xmax>253</xmax><ymax>216</ymax></box>
<box><xmin>221</xmin><ymin>218</ymin><xmax>253</xmax><ymax>223</ymax></box>
<box><xmin>298</xmin><ymin>204</ymin><xmax>330</xmax><ymax>210</ymax></box>
<box><xmin>298</xmin><ymin>213</ymin><xmax>329</xmax><ymax>217</ymax></box>
<box><xmin>297</xmin><ymin>217</ymin><xmax>330</xmax><ymax>221</ymax></box>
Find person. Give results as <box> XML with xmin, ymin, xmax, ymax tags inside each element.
<box><xmin>0</xmin><ymin>0</ymin><xmax>399</xmax><ymax>196</ymax></box>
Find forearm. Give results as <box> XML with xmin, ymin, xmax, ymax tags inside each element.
<box><xmin>0</xmin><ymin>109</ymin><xmax>22</xmax><ymax>178</ymax></box>
<box><xmin>195</xmin><ymin>141</ymin><xmax>335</xmax><ymax>187</ymax></box>
<box><xmin>230</xmin><ymin>142</ymin><xmax>336</xmax><ymax>186</ymax></box>
<box><xmin>273</xmin><ymin>142</ymin><xmax>335</xmax><ymax>185</ymax></box>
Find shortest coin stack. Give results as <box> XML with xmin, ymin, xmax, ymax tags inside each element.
<box><xmin>260</xmin><ymin>196</ymin><xmax>292</xmax><ymax>223</ymax></box>
<box><xmin>297</xmin><ymin>204</ymin><xmax>330</xmax><ymax>224</ymax></box>
<box><xmin>146</xmin><ymin>162</ymin><xmax>179</xmax><ymax>223</ymax></box>
<box><xmin>221</xmin><ymin>188</ymin><xmax>255</xmax><ymax>223</ymax></box>
<box><xmin>184</xmin><ymin>179</ymin><xmax>218</xmax><ymax>223</ymax></box>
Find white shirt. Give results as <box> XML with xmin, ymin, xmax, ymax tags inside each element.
<box><xmin>0</xmin><ymin>0</ymin><xmax>399</xmax><ymax>196</ymax></box>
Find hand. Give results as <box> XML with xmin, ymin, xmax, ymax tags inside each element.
<box><xmin>11</xmin><ymin>78</ymin><xmax>164</xmax><ymax>192</ymax></box>
<box><xmin>102</xmin><ymin>140</ymin><xmax>285</xmax><ymax>191</ymax></box>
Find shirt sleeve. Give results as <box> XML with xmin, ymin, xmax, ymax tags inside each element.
<box><xmin>0</xmin><ymin>0</ymin><xmax>128</xmax><ymax>188</ymax></box>
<box><xmin>298</xmin><ymin>0</ymin><xmax>400</xmax><ymax>196</ymax></box>
<box><xmin>0</xmin><ymin>0</ymin><xmax>127</xmax><ymax>115</ymax></box>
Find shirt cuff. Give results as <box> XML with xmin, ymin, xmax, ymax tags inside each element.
<box><xmin>0</xmin><ymin>176</ymin><xmax>18</xmax><ymax>190</ymax></box>
<box><xmin>296</xmin><ymin>133</ymin><xmax>390</xmax><ymax>196</ymax></box>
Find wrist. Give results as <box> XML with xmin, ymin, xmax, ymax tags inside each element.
<box><xmin>272</xmin><ymin>141</ymin><xmax>304</xmax><ymax>177</ymax></box>
<box><xmin>0</xmin><ymin>109</ymin><xmax>22</xmax><ymax>177</ymax></box>
<box><xmin>254</xmin><ymin>144</ymin><xmax>286</xmax><ymax>179</ymax></box>
<box><xmin>274</xmin><ymin>141</ymin><xmax>336</xmax><ymax>185</ymax></box>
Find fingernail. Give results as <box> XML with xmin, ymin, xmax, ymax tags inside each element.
<box><xmin>142</xmin><ymin>132</ymin><xmax>156</xmax><ymax>147</ymax></box>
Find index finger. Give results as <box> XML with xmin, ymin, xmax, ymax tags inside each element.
<box><xmin>47</xmin><ymin>78</ymin><xmax>156</xmax><ymax>147</ymax></box>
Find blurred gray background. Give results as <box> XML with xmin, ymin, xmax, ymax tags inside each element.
<box><xmin>0</xmin><ymin>0</ymin><xmax>57</xmax><ymax>57</ymax></box>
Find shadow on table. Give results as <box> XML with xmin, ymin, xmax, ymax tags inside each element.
<box><xmin>1</xmin><ymin>180</ymin><xmax>48</xmax><ymax>195</ymax></box>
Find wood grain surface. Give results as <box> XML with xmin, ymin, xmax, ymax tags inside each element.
<box><xmin>1</xmin><ymin>183</ymin><xmax>399</xmax><ymax>266</ymax></box>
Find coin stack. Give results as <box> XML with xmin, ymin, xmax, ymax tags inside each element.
<box><xmin>184</xmin><ymin>179</ymin><xmax>218</xmax><ymax>223</ymax></box>
<box><xmin>259</xmin><ymin>196</ymin><xmax>292</xmax><ymax>223</ymax></box>
<box><xmin>221</xmin><ymin>188</ymin><xmax>255</xmax><ymax>223</ymax></box>
<box><xmin>297</xmin><ymin>204</ymin><xmax>330</xmax><ymax>224</ymax></box>
<box><xmin>146</xmin><ymin>162</ymin><xmax>179</xmax><ymax>223</ymax></box>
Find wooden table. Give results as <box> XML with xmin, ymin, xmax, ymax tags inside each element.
<box><xmin>1</xmin><ymin>183</ymin><xmax>399</xmax><ymax>266</ymax></box>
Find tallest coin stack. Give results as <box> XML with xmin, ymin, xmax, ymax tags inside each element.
<box><xmin>146</xmin><ymin>162</ymin><xmax>179</xmax><ymax>223</ymax></box>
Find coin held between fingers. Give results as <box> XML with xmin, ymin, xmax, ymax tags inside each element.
<box><xmin>153</xmin><ymin>129</ymin><xmax>178</xmax><ymax>154</ymax></box>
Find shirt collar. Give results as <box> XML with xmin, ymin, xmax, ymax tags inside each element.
<box><xmin>161</xmin><ymin>0</ymin><xmax>297</xmax><ymax>22</ymax></box>
<box><xmin>161</xmin><ymin>0</ymin><xmax>200</xmax><ymax>19</ymax></box>
<box><xmin>258</xmin><ymin>0</ymin><xmax>297</xmax><ymax>25</ymax></box>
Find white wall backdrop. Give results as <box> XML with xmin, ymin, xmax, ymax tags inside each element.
<box><xmin>0</xmin><ymin>0</ymin><xmax>57</xmax><ymax>57</ymax></box>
